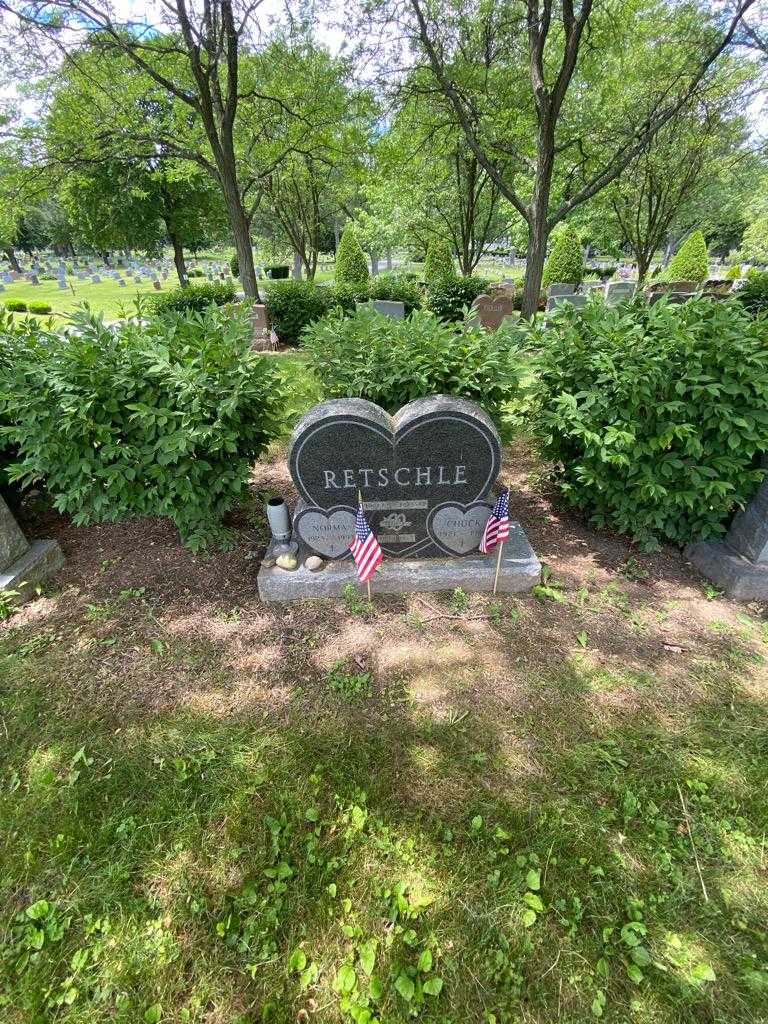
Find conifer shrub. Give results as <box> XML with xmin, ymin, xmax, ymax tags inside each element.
<box><xmin>423</xmin><ymin>238</ymin><xmax>455</xmax><ymax>283</ymax></box>
<box><xmin>542</xmin><ymin>225</ymin><xmax>584</xmax><ymax>288</ymax></box>
<box><xmin>529</xmin><ymin>297</ymin><xmax>768</xmax><ymax>550</ymax></box>
<box><xmin>664</xmin><ymin>230</ymin><xmax>708</xmax><ymax>283</ymax></box>
<box><xmin>335</xmin><ymin>226</ymin><xmax>369</xmax><ymax>286</ymax></box>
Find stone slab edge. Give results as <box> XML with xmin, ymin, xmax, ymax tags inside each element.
<box><xmin>685</xmin><ymin>539</ymin><xmax>768</xmax><ymax>601</ymax></box>
<box><xmin>258</xmin><ymin>522</ymin><xmax>541</xmax><ymax>603</ymax></box>
<box><xmin>0</xmin><ymin>539</ymin><xmax>65</xmax><ymax>604</ymax></box>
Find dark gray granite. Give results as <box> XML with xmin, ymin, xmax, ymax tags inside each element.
<box><xmin>0</xmin><ymin>539</ymin><xmax>65</xmax><ymax>604</ymax></box>
<box><xmin>724</xmin><ymin>476</ymin><xmax>768</xmax><ymax>564</ymax></box>
<box><xmin>685</xmin><ymin>540</ymin><xmax>768</xmax><ymax>600</ymax></box>
<box><xmin>0</xmin><ymin>495</ymin><xmax>29</xmax><ymax>570</ymax></box>
<box><xmin>288</xmin><ymin>396</ymin><xmax>501</xmax><ymax>558</ymax></box>
<box><xmin>258</xmin><ymin>521</ymin><xmax>540</xmax><ymax>602</ymax></box>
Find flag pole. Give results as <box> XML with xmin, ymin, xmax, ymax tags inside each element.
<box><xmin>493</xmin><ymin>540</ymin><xmax>504</xmax><ymax>596</ymax></box>
<box><xmin>358</xmin><ymin>489</ymin><xmax>372</xmax><ymax>602</ymax></box>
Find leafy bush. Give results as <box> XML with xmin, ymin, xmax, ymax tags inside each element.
<box><xmin>28</xmin><ymin>302</ymin><xmax>52</xmax><ymax>315</ymax></box>
<box><xmin>367</xmin><ymin>274</ymin><xmax>423</xmax><ymax>314</ymax></box>
<box><xmin>265</xmin><ymin>280</ymin><xmax>341</xmax><ymax>345</ymax></box>
<box><xmin>542</xmin><ymin>225</ymin><xmax>584</xmax><ymax>288</ymax></box>
<box><xmin>150</xmin><ymin>281</ymin><xmax>235</xmax><ymax>315</ymax></box>
<box><xmin>427</xmin><ymin>275</ymin><xmax>490</xmax><ymax>322</ymax></box>
<box><xmin>335</xmin><ymin>226</ymin><xmax>369</xmax><ymax>286</ymax></box>
<box><xmin>265</xmin><ymin>266</ymin><xmax>290</xmax><ymax>279</ymax></box>
<box><xmin>5</xmin><ymin>300</ymin><xmax>27</xmax><ymax>313</ymax></box>
<box><xmin>0</xmin><ymin>307</ymin><xmax>287</xmax><ymax>550</ymax></box>
<box><xmin>725</xmin><ymin>264</ymin><xmax>742</xmax><ymax>280</ymax></box>
<box><xmin>664</xmin><ymin>230</ymin><xmax>708</xmax><ymax>282</ymax></box>
<box><xmin>187</xmin><ymin>268</ymin><xmax>205</xmax><ymax>279</ymax></box>
<box><xmin>301</xmin><ymin>307</ymin><xmax>519</xmax><ymax>421</ymax></box>
<box><xmin>230</xmin><ymin>253</ymin><xmax>239</xmax><ymax>278</ymax></box>
<box><xmin>736</xmin><ymin>270</ymin><xmax>768</xmax><ymax>315</ymax></box>
<box><xmin>529</xmin><ymin>297</ymin><xmax>768</xmax><ymax>550</ymax></box>
<box><xmin>423</xmin><ymin>238</ymin><xmax>455</xmax><ymax>283</ymax></box>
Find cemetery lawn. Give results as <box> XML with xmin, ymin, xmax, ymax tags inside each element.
<box><xmin>2</xmin><ymin>277</ymin><xmax>167</xmax><ymax>322</ymax></box>
<box><xmin>2</xmin><ymin>438</ymin><xmax>767</xmax><ymax>1024</ymax></box>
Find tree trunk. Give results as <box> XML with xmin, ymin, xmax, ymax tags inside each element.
<box><xmin>170</xmin><ymin>231</ymin><xmax>189</xmax><ymax>287</ymax></box>
<box><xmin>217</xmin><ymin>160</ymin><xmax>259</xmax><ymax>299</ymax></box>
<box><xmin>371</xmin><ymin>251</ymin><xmax>379</xmax><ymax>276</ymax></box>
<box><xmin>3</xmin><ymin>246</ymin><xmax>20</xmax><ymax>272</ymax></box>
<box><xmin>292</xmin><ymin>252</ymin><xmax>302</xmax><ymax>279</ymax></box>
<box><xmin>522</xmin><ymin>221</ymin><xmax>548</xmax><ymax>318</ymax></box>
<box><xmin>521</xmin><ymin>135</ymin><xmax>555</xmax><ymax>318</ymax></box>
<box><xmin>636</xmin><ymin>252</ymin><xmax>651</xmax><ymax>283</ymax></box>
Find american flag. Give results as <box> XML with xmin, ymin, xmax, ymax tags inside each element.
<box><xmin>480</xmin><ymin>490</ymin><xmax>510</xmax><ymax>554</ymax></box>
<box><xmin>349</xmin><ymin>503</ymin><xmax>383</xmax><ymax>582</ymax></box>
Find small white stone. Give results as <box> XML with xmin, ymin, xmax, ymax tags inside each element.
<box><xmin>275</xmin><ymin>553</ymin><xmax>298</xmax><ymax>571</ymax></box>
<box><xmin>304</xmin><ymin>555</ymin><xmax>325</xmax><ymax>571</ymax></box>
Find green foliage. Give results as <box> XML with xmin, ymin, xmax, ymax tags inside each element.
<box><xmin>426</xmin><ymin>275</ymin><xmax>491</xmax><ymax>322</ymax></box>
<box><xmin>265</xmin><ymin>280</ymin><xmax>344</xmax><ymax>345</ymax></box>
<box><xmin>150</xmin><ymin>281</ymin><xmax>235</xmax><ymax>316</ymax></box>
<box><xmin>0</xmin><ymin>307</ymin><xmax>287</xmax><ymax>550</ymax></box>
<box><xmin>335</xmin><ymin>226</ymin><xmax>369</xmax><ymax>286</ymax></box>
<box><xmin>301</xmin><ymin>307</ymin><xmax>519</xmax><ymax>421</ymax></box>
<box><xmin>738</xmin><ymin>214</ymin><xmax>768</xmax><ymax>265</ymax></box>
<box><xmin>664</xmin><ymin>230</ymin><xmax>708</xmax><ymax>283</ymax></box>
<box><xmin>5</xmin><ymin>300</ymin><xmax>27</xmax><ymax>312</ymax></box>
<box><xmin>423</xmin><ymin>238</ymin><xmax>455</xmax><ymax>283</ymax></box>
<box><xmin>187</xmin><ymin>268</ymin><xmax>205</xmax><ymax>279</ymax></box>
<box><xmin>230</xmin><ymin>253</ymin><xmax>239</xmax><ymax>278</ymax></box>
<box><xmin>27</xmin><ymin>302</ymin><xmax>52</xmax><ymax>315</ymax></box>
<box><xmin>542</xmin><ymin>225</ymin><xmax>584</xmax><ymax>288</ymax></box>
<box><xmin>367</xmin><ymin>273</ymin><xmax>422</xmax><ymax>314</ymax></box>
<box><xmin>529</xmin><ymin>298</ymin><xmax>768</xmax><ymax>550</ymax></box>
<box><xmin>736</xmin><ymin>270</ymin><xmax>768</xmax><ymax>315</ymax></box>
<box><xmin>725</xmin><ymin>264</ymin><xmax>742</xmax><ymax>280</ymax></box>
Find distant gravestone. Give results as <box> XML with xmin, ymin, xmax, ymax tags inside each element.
<box><xmin>605</xmin><ymin>281</ymin><xmax>636</xmax><ymax>305</ymax></box>
<box><xmin>30</xmin><ymin>274</ymin><xmax>40</xmax><ymax>286</ymax></box>
<box><xmin>118</xmin><ymin>279</ymin><xmax>127</xmax><ymax>287</ymax></box>
<box><xmin>547</xmin><ymin>283</ymin><xmax>575</xmax><ymax>297</ymax></box>
<box><xmin>372</xmin><ymin>299</ymin><xmax>405</xmax><ymax>319</ymax></box>
<box><xmin>0</xmin><ymin>493</ymin><xmax>64</xmax><ymax>605</ymax></box>
<box><xmin>471</xmin><ymin>293</ymin><xmax>516</xmax><ymax>331</ymax></box>
<box><xmin>546</xmin><ymin>293</ymin><xmax>588</xmax><ymax>312</ymax></box>
<box><xmin>58</xmin><ymin>279</ymin><xmax>67</xmax><ymax>290</ymax></box>
<box><xmin>153</xmin><ymin>280</ymin><xmax>161</xmax><ymax>291</ymax></box>
<box><xmin>91</xmin><ymin>275</ymin><xmax>101</xmax><ymax>284</ymax></box>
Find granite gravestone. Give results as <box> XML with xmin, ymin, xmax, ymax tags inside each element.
<box><xmin>258</xmin><ymin>395</ymin><xmax>541</xmax><ymax>601</ymax></box>
<box><xmin>471</xmin><ymin>293</ymin><xmax>516</xmax><ymax>330</ymax></box>
<box><xmin>0</xmin><ymin>494</ymin><xmax>64</xmax><ymax>604</ymax></box>
<box><xmin>289</xmin><ymin>396</ymin><xmax>500</xmax><ymax>558</ymax></box>
<box><xmin>686</xmin><ymin>469</ymin><xmax>768</xmax><ymax>599</ymax></box>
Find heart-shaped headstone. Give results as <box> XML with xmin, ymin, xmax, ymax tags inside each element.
<box><xmin>292</xmin><ymin>505</ymin><xmax>356</xmax><ymax>559</ymax></box>
<box><xmin>289</xmin><ymin>396</ymin><xmax>501</xmax><ymax>558</ymax></box>
<box><xmin>428</xmin><ymin>502</ymin><xmax>493</xmax><ymax>555</ymax></box>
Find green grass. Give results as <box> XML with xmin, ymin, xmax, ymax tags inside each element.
<box><xmin>2</xmin><ymin>278</ymin><xmax>168</xmax><ymax>323</ymax></box>
<box><xmin>1</xmin><ymin>579</ymin><xmax>766</xmax><ymax>1023</ymax></box>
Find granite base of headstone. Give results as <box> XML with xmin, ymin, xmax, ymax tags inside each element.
<box><xmin>0</xmin><ymin>495</ymin><xmax>64</xmax><ymax>604</ymax></box>
<box><xmin>257</xmin><ymin>395</ymin><xmax>541</xmax><ymax>602</ymax></box>
<box><xmin>686</xmin><ymin>473</ymin><xmax>768</xmax><ymax>600</ymax></box>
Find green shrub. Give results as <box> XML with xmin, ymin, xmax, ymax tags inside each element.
<box><xmin>736</xmin><ymin>270</ymin><xmax>768</xmax><ymax>315</ymax></box>
<box><xmin>542</xmin><ymin>225</ymin><xmax>584</xmax><ymax>288</ymax></box>
<box><xmin>529</xmin><ymin>297</ymin><xmax>768</xmax><ymax>550</ymax></box>
<box><xmin>27</xmin><ymin>302</ymin><xmax>52</xmax><ymax>315</ymax></box>
<box><xmin>301</xmin><ymin>307</ymin><xmax>519</xmax><ymax>422</ymax></box>
<box><xmin>264</xmin><ymin>280</ymin><xmax>342</xmax><ymax>345</ymax></box>
<box><xmin>265</xmin><ymin>265</ymin><xmax>290</xmax><ymax>279</ymax></box>
<box><xmin>367</xmin><ymin>274</ymin><xmax>422</xmax><ymax>314</ymax></box>
<box><xmin>150</xmin><ymin>281</ymin><xmax>235</xmax><ymax>315</ymax></box>
<box><xmin>187</xmin><ymin>268</ymin><xmax>204</xmax><ymax>279</ymax></box>
<box><xmin>0</xmin><ymin>307</ymin><xmax>287</xmax><ymax>550</ymax></box>
<box><xmin>725</xmin><ymin>263</ymin><xmax>742</xmax><ymax>280</ymax></box>
<box><xmin>335</xmin><ymin>226</ymin><xmax>369</xmax><ymax>286</ymax></box>
<box><xmin>230</xmin><ymin>253</ymin><xmax>239</xmax><ymax>278</ymax></box>
<box><xmin>664</xmin><ymin>230</ymin><xmax>708</xmax><ymax>282</ymax></box>
<box><xmin>427</xmin><ymin>275</ymin><xmax>490</xmax><ymax>322</ymax></box>
<box><xmin>5</xmin><ymin>300</ymin><xmax>27</xmax><ymax>313</ymax></box>
<box><xmin>423</xmin><ymin>238</ymin><xmax>455</xmax><ymax>283</ymax></box>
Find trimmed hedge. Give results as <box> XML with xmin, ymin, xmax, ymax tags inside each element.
<box><xmin>542</xmin><ymin>225</ymin><xmax>584</xmax><ymax>288</ymax></box>
<box><xmin>367</xmin><ymin>274</ymin><xmax>423</xmax><ymax>314</ymax></box>
<box><xmin>150</xmin><ymin>281</ymin><xmax>236</xmax><ymax>315</ymax></box>
<box><xmin>529</xmin><ymin>296</ymin><xmax>768</xmax><ymax>550</ymax></box>
<box><xmin>5</xmin><ymin>300</ymin><xmax>27</xmax><ymax>313</ymax></box>
<box><xmin>426</xmin><ymin>275</ymin><xmax>490</xmax><ymax>322</ymax></box>
<box><xmin>424</xmin><ymin>238</ymin><xmax>455</xmax><ymax>283</ymax></box>
<box><xmin>335</xmin><ymin>226</ymin><xmax>369</xmax><ymax>286</ymax></box>
<box><xmin>665</xmin><ymin>231</ymin><xmax>708</xmax><ymax>283</ymax></box>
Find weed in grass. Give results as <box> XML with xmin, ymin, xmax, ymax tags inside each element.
<box><xmin>449</xmin><ymin>587</ymin><xmax>469</xmax><ymax>613</ymax></box>
<box><xmin>343</xmin><ymin>582</ymin><xmax>374</xmax><ymax>617</ymax></box>
<box><xmin>324</xmin><ymin>658</ymin><xmax>372</xmax><ymax>700</ymax></box>
<box><xmin>619</xmin><ymin>557</ymin><xmax>650</xmax><ymax>582</ymax></box>
<box><xmin>0</xmin><ymin>586</ymin><xmax>20</xmax><ymax>620</ymax></box>
<box><xmin>533</xmin><ymin>565</ymin><xmax>566</xmax><ymax>603</ymax></box>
